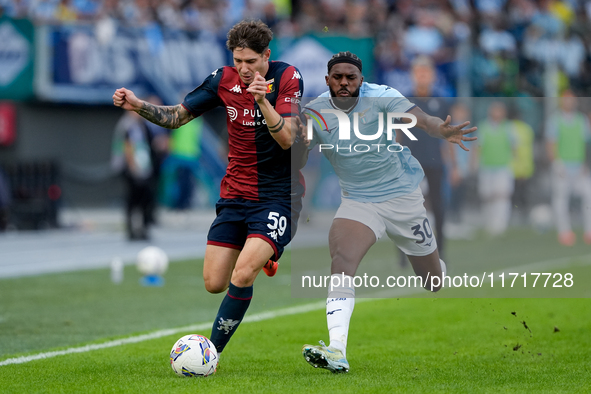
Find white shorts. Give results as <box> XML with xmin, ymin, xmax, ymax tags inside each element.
<box><xmin>478</xmin><ymin>168</ymin><xmax>514</xmax><ymax>198</ymax></box>
<box><xmin>334</xmin><ymin>187</ymin><xmax>437</xmax><ymax>256</ymax></box>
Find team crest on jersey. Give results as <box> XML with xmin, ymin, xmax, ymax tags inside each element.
<box><xmin>266</xmin><ymin>78</ymin><xmax>275</xmax><ymax>93</ymax></box>
<box><xmin>358</xmin><ymin>107</ymin><xmax>370</xmax><ymax>124</ymax></box>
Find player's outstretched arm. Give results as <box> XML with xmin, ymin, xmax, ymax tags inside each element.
<box><xmin>113</xmin><ymin>88</ymin><xmax>194</xmax><ymax>129</ymax></box>
<box><xmin>409</xmin><ymin>106</ymin><xmax>477</xmax><ymax>151</ymax></box>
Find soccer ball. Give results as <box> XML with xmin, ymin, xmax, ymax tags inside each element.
<box><xmin>529</xmin><ymin>204</ymin><xmax>553</xmax><ymax>233</ymax></box>
<box><xmin>170</xmin><ymin>334</ymin><xmax>218</xmax><ymax>377</ymax></box>
<box><xmin>136</xmin><ymin>246</ymin><xmax>169</xmax><ymax>276</ymax></box>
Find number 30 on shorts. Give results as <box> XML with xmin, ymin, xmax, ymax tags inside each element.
<box><xmin>267</xmin><ymin>212</ymin><xmax>287</xmax><ymax>237</ymax></box>
<box><xmin>411</xmin><ymin>218</ymin><xmax>433</xmax><ymax>244</ymax></box>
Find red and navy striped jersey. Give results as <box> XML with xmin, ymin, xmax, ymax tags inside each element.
<box><xmin>182</xmin><ymin>61</ymin><xmax>304</xmax><ymax>201</ymax></box>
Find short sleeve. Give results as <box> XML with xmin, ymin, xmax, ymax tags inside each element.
<box><xmin>275</xmin><ymin>66</ymin><xmax>304</xmax><ymax>117</ymax></box>
<box><xmin>182</xmin><ymin>68</ymin><xmax>224</xmax><ymax>118</ymax></box>
<box><xmin>379</xmin><ymin>86</ymin><xmax>416</xmax><ymax>114</ymax></box>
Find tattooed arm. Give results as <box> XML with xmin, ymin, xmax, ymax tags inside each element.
<box><xmin>113</xmin><ymin>88</ymin><xmax>194</xmax><ymax>128</ymax></box>
<box><xmin>136</xmin><ymin>102</ymin><xmax>194</xmax><ymax>129</ymax></box>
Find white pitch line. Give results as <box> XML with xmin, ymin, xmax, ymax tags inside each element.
<box><xmin>2</xmin><ymin>252</ymin><xmax>590</xmax><ymax>367</ymax></box>
<box><xmin>0</xmin><ymin>301</ymin><xmax>325</xmax><ymax>367</ymax></box>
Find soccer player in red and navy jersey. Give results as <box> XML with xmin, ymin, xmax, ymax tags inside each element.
<box><xmin>113</xmin><ymin>20</ymin><xmax>305</xmax><ymax>357</ymax></box>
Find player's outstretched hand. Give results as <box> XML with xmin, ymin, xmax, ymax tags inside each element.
<box><xmin>439</xmin><ymin>115</ymin><xmax>477</xmax><ymax>151</ymax></box>
<box><xmin>246</xmin><ymin>72</ymin><xmax>268</xmax><ymax>103</ymax></box>
<box><xmin>294</xmin><ymin>115</ymin><xmax>310</xmax><ymax>147</ymax></box>
<box><xmin>113</xmin><ymin>88</ymin><xmax>142</xmax><ymax>112</ymax></box>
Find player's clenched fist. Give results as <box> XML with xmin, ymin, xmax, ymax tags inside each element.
<box><xmin>246</xmin><ymin>72</ymin><xmax>268</xmax><ymax>103</ymax></box>
<box><xmin>113</xmin><ymin>88</ymin><xmax>142</xmax><ymax>112</ymax></box>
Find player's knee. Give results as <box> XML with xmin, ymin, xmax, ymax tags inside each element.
<box><xmin>231</xmin><ymin>266</ymin><xmax>257</xmax><ymax>288</ymax></box>
<box><xmin>203</xmin><ymin>277</ymin><xmax>228</xmax><ymax>294</ymax></box>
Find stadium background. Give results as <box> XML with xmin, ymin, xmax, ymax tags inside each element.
<box><xmin>1</xmin><ymin>2</ymin><xmax>591</xmax><ymax>391</ymax></box>
<box><xmin>2</xmin><ymin>0</ymin><xmax>590</xmax><ymax>220</ymax></box>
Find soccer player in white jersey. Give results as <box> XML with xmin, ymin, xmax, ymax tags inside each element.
<box><xmin>300</xmin><ymin>52</ymin><xmax>477</xmax><ymax>373</ymax></box>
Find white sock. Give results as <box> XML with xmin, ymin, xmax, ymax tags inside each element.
<box><xmin>439</xmin><ymin>258</ymin><xmax>447</xmax><ymax>277</ymax></box>
<box><xmin>326</xmin><ymin>274</ymin><xmax>355</xmax><ymax>358</ymax></box>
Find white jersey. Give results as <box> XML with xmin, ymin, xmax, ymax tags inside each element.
<box><xmin>304</xmin><ymin>82</ymin><xmax>424</xmax><ymax>202</ymax></box>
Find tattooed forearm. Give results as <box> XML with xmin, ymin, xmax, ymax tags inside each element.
<box><xmin>137</xmin><ymin>102</ymin><xmax>188</xmax><ymax>129</ymax></box>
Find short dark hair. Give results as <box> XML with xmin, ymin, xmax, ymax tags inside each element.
<box><xmin>226</xmin><ymin>20</ymin><xmax>273</xmax><ymax>54</ymax></box>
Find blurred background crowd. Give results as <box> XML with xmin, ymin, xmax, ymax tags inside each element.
<box><xmin>1</xmin><ymin>0</ymin><xmax>591</xmax><ymax>246</ymax></box>
<box><xmin>3</xmin><ymin>0</ymin><xmax>591</xmax><ymax>96</ymax></box>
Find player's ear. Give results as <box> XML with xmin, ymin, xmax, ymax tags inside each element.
<box><xmin>263</xmin><ymin>48</ymin><xmax>271</xmax><ymax>61</ymax></box>
<box><xmin>325</xmin><ymin>75</ymin><xmax>329</xmax><ymax>86</ymax></box>
<box><xmin>360</xmin><ymin>75</ymin><xmax>364</xmax><ymax>84</ymax></box>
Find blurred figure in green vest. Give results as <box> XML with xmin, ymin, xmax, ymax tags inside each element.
<box><xmin>545</xmin><ymin>90</ymin><xmax>591</xmax><ymax>246</ymax></box>
<box><xmin>472</xmin><ymin>101</ymin><xmax>516</xmax><ymax>235</ymax></box>
<box><xmin>162</xmin><ymin>116</ymin><xmax>203</xmax><ymax>210</ymax></box>
<box><xmin>510</xmin><ymin>108</ymin><xmax>535</xmax><ymax>222</ymax></box>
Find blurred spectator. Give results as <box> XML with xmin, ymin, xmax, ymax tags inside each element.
<box><xmin>472</xmin><ymin>101</ymin><xmax>516</xmax><ymax>235</ymax></box>
<box><xmin>0</xmin><ymin>0</ymin><xmax>28</xmax><ymax>18</ymax></box>
<box><xmin>545</xmin><ymin>90</ymin><xmax>591</xmax><ymax>245</ymax></box>
<box><xmin>28</xmin><ymin>0</ymin><xmax>59</xmax><ymax>23</ymax></box>
<box><xmin>161</xmin><ymin>116</ymin><xmax>204</xmax><ymax>210</ymax></box>
<box><xmin>0</xmin><ymin>0</ymin><xmax>587</xmax><ymax>100</ymax></box>
<box><xmin>73</xmin><ymin>0</ymin><xmax>101</xmax><ymax>20</ymax></box>
<box><xmin>510</xmin><ymin>106</ymin><xmax>535</xmax><ymax>221</ymax></box>
<box><xmin>56</xmin><ymin>0</ymin><xmax>77</xmax><ymax>22</ymax></box>
<box><xmin>112</xmin><ymin>109</ymin><xmax>160</xmax><ymax>241</ymax></box>
<box><xmin>478</xmin><ymin>18</ymin><xmax>517</xmax><ymax>55</ymax></box>
<box><xmin>531</xmin><ymin>0</ymin><xmax>564</xmax><ymax>37</ymax></box>
<box><xmin>474</xmin><ymin>0</ymin><xmax>507</xmax><ymax>17</ymax></box>
<box><xmin>403</xmin><ymin>9</ymin><xmax>445</xmax><ymax>58</ymax></box>
<box><xmin>156</xmin><ymin>0</ymin><xmax>185</xmax><ymax>31</ymax></box>
<box><xmin>142</xmin><ymin>95</ymin><xmax>170</xmax><ymax>221</ymax></box>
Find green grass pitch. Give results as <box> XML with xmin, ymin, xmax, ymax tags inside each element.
<box><xmin>1</xmin><ymin>228</ymin><xmax>590</xmax><ymax>392</ymax></box>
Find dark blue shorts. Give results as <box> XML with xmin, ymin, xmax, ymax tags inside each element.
<box><xmin>207</xmin><ymin>198</ymin><xmax>302</xmax><ymax>260</ymax></box>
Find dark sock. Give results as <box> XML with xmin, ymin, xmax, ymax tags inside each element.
<box><xmin>210</xmin><ymin>282</ymin><xmax>253</xmax><ymax>354</ymax></box>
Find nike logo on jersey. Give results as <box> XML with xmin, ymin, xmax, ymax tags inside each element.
<box><xmin>327</xmin><ymin>309</ymin><xmax>342</xmax><ymax>315</ymax></box>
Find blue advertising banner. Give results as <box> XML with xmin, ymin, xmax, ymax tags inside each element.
<box><xmin>36</xmin><ymin>25</ymin><xmax>228</xmax><ymax>104</ymax></box>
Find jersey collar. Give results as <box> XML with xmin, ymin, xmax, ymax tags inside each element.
<box><xmin>329</xmin><ymin>96</ymin><xmax>359</xmax><ymax>114</ymax></box>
